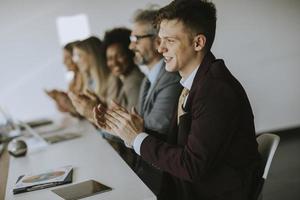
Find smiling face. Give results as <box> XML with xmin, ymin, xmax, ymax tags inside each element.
<box><xmin>157</xmin><ymin>19</ymin><xmax>202</xmax><ymax>78</ymax></box>
<box><xmin>106</xmin><ymin>43</ymin><xmax>130</xmax><ymax>77</ymax></box>
<box><xmin>72</xmin><ymin>47</ymin><xmax>90</xmax><ymax>73</ymax></box>
<box><xmin>63</xmin><ymin>49</ymin><xmax>77</xmax><ymax>71</ymax></box>
<box><xmin>129</xmin><ymin>22</ymin><xmax>158</xmax><ymax>67</ymax></box>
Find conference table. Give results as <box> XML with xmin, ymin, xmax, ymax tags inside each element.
<box><xmin>0</xmin><ymin>116</ymin><xmax>156</xmax><ymax>200</ymax></box>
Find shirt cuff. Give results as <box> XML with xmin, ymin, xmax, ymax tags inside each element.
<box><xmin>133</xmin><ymin>132</ymin><xmax>148</xmax><ymax>155</ymax></box>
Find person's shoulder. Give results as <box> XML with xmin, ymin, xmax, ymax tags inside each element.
<box><xmin>208</xmin><ymin>59</ymin><xmax>231</xmax><ymax>79</ymax></box>
<box><xmin>127</xmin><ymin>67</ymin><xmax>145</xmax><ymax>82</ymax></box>
<box><xmin>203</xmin><ymin>59</ymin><xmax>247</xmax><ymax>101</ymax></box>
<box><xmin>157</xmin><ymin>68</ymin><xmax>181</xmax><ymax>86</ymax></box>
<box><xmin>204</xmin><ymin>59</ymin><xmax>239</xmax><ymax>87</ymax></box>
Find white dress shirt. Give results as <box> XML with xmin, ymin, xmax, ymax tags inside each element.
<box><xmin>147</xmin><ymin>59</ymin><xmax>164</xmax><ymax>84</ymax></box>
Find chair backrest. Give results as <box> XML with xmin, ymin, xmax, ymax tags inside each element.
<box><xmin>251</xmin><ymin>133</ymin><xmax>280</xmax><ymax>200</ymax></box>
<box><xmin>253</xmin><ymin>133</ymin><xmax>280</xmax><ymax>200</ymax></box>
<box><xmin>256</xmin><ymin>133</ymin><xmax>280</xmax><ymax>179</ymax></box>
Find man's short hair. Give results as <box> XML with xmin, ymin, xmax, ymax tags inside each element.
<box><xmin>155</xmin><ymin>0</ymin><xmax>217</xmax><ymax>51</ymax></box>
<box><xmin>132</xmin><ymin>5</ymin><xmax>160</xmax><ymax>35</ymax></box>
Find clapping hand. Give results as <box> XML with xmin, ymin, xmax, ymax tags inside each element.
<box><xmin>45</xmin><ymin>89</ymin><xmax>78</xmax><ymax>116</ymax></box>
<box><xmin>94</xmin><ymin>101</ymin><xmax>144</xmax><ymax>147</ymax></box>
<box><xmin>68</xmin><ymin>91</ymin><xmax>100</xmax><ymax>123</ymax></box>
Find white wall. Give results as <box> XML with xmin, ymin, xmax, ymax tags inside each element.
<box><xmin>0</xmin><ymin>0</ymin><xmax>171</xmax><ymax>120</ymax></box>
<box><xmin>212</xmin><ymin>0</ymin><xmax>300</xmax><ymax>132</ymax></box>
<box><xmin>0</xmin><ymin>0</ymin><xmax>299</xmax><ymax>132</ymax></box>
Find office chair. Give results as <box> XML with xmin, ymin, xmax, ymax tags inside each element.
<box><xmin>254</xmin><ymin>133</ymin><xmax>280</xmax><ymax>200</ymax></box>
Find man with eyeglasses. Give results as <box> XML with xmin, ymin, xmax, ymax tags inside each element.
<box><xmin>128</xmin><ymin>6</ymin><xmax>182</xmax><ymax>197</ymax></box>
<box><xmin>94</xmin><ymin>0</ymin><xmax>261</xmax><ymax>199</ymax></box>
<box><xmin>130</xmin><ymin>34</ymin><xmax>154</xmax><ymax>43</ymax></box>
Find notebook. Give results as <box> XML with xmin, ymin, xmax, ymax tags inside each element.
<box><xmin>13</xmin><ymin>165</ymin><xmax>73</xmax><ymax>194</ymax></box>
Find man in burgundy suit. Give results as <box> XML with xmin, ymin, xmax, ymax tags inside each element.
<box><xmin>94</xmin><ymin>0</ymin><xmax>261</xmax><ymax>199</ymax></box>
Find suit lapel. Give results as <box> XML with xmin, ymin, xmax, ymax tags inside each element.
<box><xmin>170</xmin><ymin>52</ymin><xmax>216</xmax><ymax>144</ymax></box>
<box><xmin>142</xmin><ymin>62</ymin><xmax>165</xmax><ymax>112</ymax></box>
<box><xmin>138</xmin><ymin>78</ymin><xmax>148</xmax><ymax>114</ymax></box>
<box><xmin>185</xmin><ymin>52</ymin><xmax>216</xmax><ymax>112</ymax></box>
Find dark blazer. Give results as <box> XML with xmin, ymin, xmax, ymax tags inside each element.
<box><xmin>136</xmin><ymin>61</ymin><xmax>182</xmax><ymax>194</ymax></box>
<box><xmin>140</xmin><ymin>52</ymin><xmax>261</xmax><ymax>200</ymax></box>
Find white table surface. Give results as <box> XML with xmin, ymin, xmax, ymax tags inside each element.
<box><xmin>4</xmin><ymin>118</ymin><xmax>156</xmax><ymax>200</ymax></box>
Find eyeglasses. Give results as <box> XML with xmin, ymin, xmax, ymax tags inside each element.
<box><xmin>129</xmin><ymin>34</ymin><xmax>154</xmax><ymax>42</ymax></box>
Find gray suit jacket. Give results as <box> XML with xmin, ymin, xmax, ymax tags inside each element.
<box><xmin>138</xmin><ymin>62</ymin><xmax>182</xmax><ymax>136</ymax></box>
<box><xmin>136</xmin><ymin>62</ymin><xmax>181</xmax><ymax>195</ymax></box>
<box><xmin>115</xmin><ymin>67</ymin><xmax>144</xmax><ymax>110</ymax></box>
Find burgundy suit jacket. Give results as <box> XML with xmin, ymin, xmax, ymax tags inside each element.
<box><xmin>140</xmin><ymin>52</ymin><xmax>261</xmax><ymax>200</ymax></box>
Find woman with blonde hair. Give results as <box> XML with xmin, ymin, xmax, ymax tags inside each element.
<box><xmin>69</xmin><ymin>36</ymin><xmax>117</xmax><ymax>122</ymax></box>
<box><xmin>72</xmin><ymin>36</ymin><xmax>111</xmax><ymax>102</ymax></box>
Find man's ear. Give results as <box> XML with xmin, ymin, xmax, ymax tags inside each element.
<box><xmin>194</xmin><ymin>34</ymin><xmax>206</xmax><ymax>51</ymax></box>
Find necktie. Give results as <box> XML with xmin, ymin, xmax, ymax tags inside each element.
<box><xmin>140</xmin><ymin>78</ymin><xmax>151</xmax><ymax>116</ymax></box>
<box><xmin>177</xmin><ymin>88</ymin><xmax>189</xmax><ymax>124</ymax></box>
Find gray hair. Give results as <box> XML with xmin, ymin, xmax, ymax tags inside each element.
<box><xmin>132</xmin><ymin>4</ymin><xmax>160</xmax><ymax>35</ymax></box>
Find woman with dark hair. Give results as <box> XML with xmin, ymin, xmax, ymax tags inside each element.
<box><xmin>63</xmin><ymin>41</ymin><xmax>84</xmax><ymax>92</ymax></box>
<box><xmin>46</xmin><ymin>41</ymin><xmax>83</xmax><ymax>117</ymax></box>
<box><xmin>103</xmin><ymin>27</ymin><xmax>144</xmax><ymax>110</ymax></box>
<box><xmin>101</xmin><ymin>27</ymin><xmax>144</xmax><ymax>167</ymax></box>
